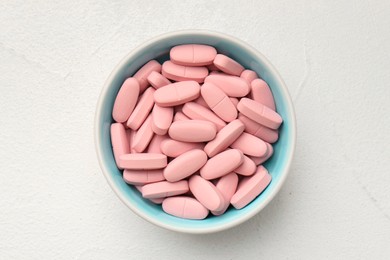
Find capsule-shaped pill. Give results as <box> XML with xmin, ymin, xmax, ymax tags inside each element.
<box><xmin>147</xmin><ymin>134</ymin><xmax>168</xmax><ymax>154</ymax></box>
<box><xmin>169</xmin><ymin>120</ymin><xmax>217</xmax><ymax>142</ymax></box>
<box><xmin>126</xmin><ymin>87</ymin><xmax>155</xmax><ymax>130</ymax></box>
<box><xmin>162</xmin><ymin>196</ymin><xmax>209</xmax><ymax>220</ymax></box>
<box><xmin>238</xmin><ymin>114</ymin><xmax>279</xmax><ymax>143</ymax></box>
<box><xmin>189</xmin><ymin>175</ymin><xmax>225</xmax><ymax>211</ymax></box>
<box><xmin>182</xmin><ymin>102</ymin><xmax>226</xmax><ymax>131</ymax></box>
<box><xmin>250</xmin><ymin>143</ymin><xmax>274</xmax><ymax>165</ymax></box>
<box><xmin>251</xmin><ymin>78</ymin><xmax>276</xmax><ymax>110</ymax></box>
<box><xmin>118</xmin><ymin>153</ymin><xmax>167</xmax><ymax>169</ymax></box>
<box><xmin>234</xmin><ymin>155</ymin><xmax>256</xmax><ymax>176</ymax></box>
<box><xmin>240</xmin><ymin>69</ymin><xmax>258</xmax><ymax>83</ymax></box>
<box><xmin>133</xmin><ymin>60</ymin><xmax>161</xmax><ymax>92</ymax></box>
<box><xmin>147</xmin><ymin>71</ymin><xmax>171</xmax><ymax>89</ymax></box>
<box><xmin>230</xmin><ymin>132</ymin><xmax>268</xmax><ymax>157</ymax></box>
<box><xmin>142</xmin><ymin>180</ymin><xmax>189</xmax><ymax>199</ymax></box>
<box><xmin>170</xmin><ymin>44</ymin><xmax>217</xmax><ymax>66</ymax></box>
<box><xmin>154</xmin><ymin>81</ymin><xmax>200</xmax><ymax>107</ymax></box>
<box><xmin>123</xmin><ymin>169</ymin><xmax>165</xmax><ymax>185</ymax></box>
<box><xmin>131</xmin><ymin>114</ymin><xmax>154</xmax><ymax>153</ymax></box>
<box><xmin>213</xmin><ymin>54</ymin><xmax>244</xmax><ymax>76</ymax></box>
<box><xmin>161</xmin><ymin>139</ymin><xmax>204</xmax><ymax>157</ymax></box>
<box><xmin>162</xmin><ymin>61</ymin><xmax>208</xmax><ymax>83</ymax></box>
<box><xmin>205</xmin><ymin>74</ymin><xmax>250</xmax><ymax>97</ymax></box>
<box><xmin>112</xmin><ymin>78</ymin><xmax>140</xmax><ymax>123</ymax></box>
<box><xmin>151</xmin><ymin>104</ymin><xmax>173</xmax><ymax>135</ymax></box>
<box><xmin>200</xmin><ymin>149</ymin><xmax>244</xmax><ymax>180</ymax></box>
<box><xmin>211</xmin><ymin>172</ymin><xmax>239</xmax><ymax>215</ymax></box>
<box><xmin>110</xmin><ymin>123</ymin><xmax>130</xmax><ymax>168</ymax></box>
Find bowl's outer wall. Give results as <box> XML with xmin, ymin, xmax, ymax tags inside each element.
<box><xmin>95</xmin><ymin>31</ymin><xmax>296</xmax><ymax>233</ymax></box>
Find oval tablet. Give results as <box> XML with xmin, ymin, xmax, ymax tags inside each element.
<box><xmin>189</xmin><ymin>175</ymin><xmax>225</xmax><ymax>211</ymax></box>
<box><xmin>240</xmin><ymin>69</ymin><xmax>258</xmax><ymax>83</ymax></box>
<box><xmin>211</xmin><ymin>172</ymin><xmax>239</xmax><ymax>215</ymax></box>
<box><xmin>162</xmin><ymin>61</ymin><xmax>208</xmax><ymax>83</ymax></box>
<box><xmin>251</xmin><ymin>78</ymin><xmax>276</xmax><ymax>110</ymax></box>
<box><xmin>123</xmin><ymin>169</ymin><xmax>165</xmax><ymax>185</ymax></box>
<box><xmin>142</xmin><ymin>180</ymin><xmax>189</xmax><ymax>199</ymax></box>
<box><xmin>201</xmin><ymin>82</ymin><xmax>237</xmax><ymax>122</ymax></box>
<box><xmin>238</xmin><ymin>114</ymin><xmax>279</xmax><ymax>143</ymax></box>
<box><xmin>161</xmin><ymin>139</ymin><xmax>204</xmax><ymax>157</ymax></box>
<box><xmin>164</xmin><ymin>149</ymin><xmax>208</xmax><ymax>182</ymax></box>
<box><xmin>170</xmin><ymin>44</ymin><xmax>217</xmax><ymax>66</ymax></box>
<box><xmin>131</xmin><ymin>114</ymin><xmax>154</xmax><ymax>153</ymax></box>
<box><xmin>147</xmin><ymin>134</ymin><xmax>168</xmax><ymax>154</ymax></box>
<box><xmin>147</xmin><ymin>71</ymin><xmax>171</xmax><ymax>89</ymax></box>
<box><xmin>213</xmin><ymin>54</ymin><xmax>244</xmax><ymax>76</ymax></box>
<box><xmin>126</xmin><ymin>87</ymin><xmax>155</xmax><ymax>130</ymax></box>
<box><xmin>151</xmin><ymin>104</ymin><xmax>173</xmax><ymax>135</ymax></box>
<box><xmin>230</xmin><ymin>132</ymin><xmax>268</xmax><ymax>157</ymax></box>
<box><xmin>204</xmin><ymin>119</ymin><xmax>245</xmax><ymax>157</ymax></box>
<box><xmin>118</xmin><ymin>153</ymin><xmax>167</xmax><ymax>169</ymax></box>
<box><xmin>250</xmin><ymin>143</ymin><xmax>274</xmax><ymax>165</ymax></box>
<box><xmin>182</xmin><ymin>102</ymin><xmax>226</xmax><ymax>131</ymax></box>
<box><xmin>234</xmin><ymin>155</ymin><xmax>256</xmax><ymax>176</ymax></box>
<box><xmin>134</xmin><ymin>186</ymin><xmax>164</xmax><ymax>204</ymax></box>
<box><xmin>200</xmin><ymin>149</ymin><xmax>244</xmax><ymax>180</ymax></box>
<box><xmin>205</xmin><ymin>74</ymin><xmax>250</xmax><ymax>97</ymax></box>
<box><xmin>112</xmin><ymin>78</ymin><xmax>140</xmax><ymax>123</ymax></box>
<box><xmin>230</xmin><ymin>166</ymin><xmax>272</xmax><ymax>209</ymax></box>
<box><xmin>169</xmin><ymin>120</ymin><xmax>217</xmax><ymax>142</ymax></box>
<box><xmin>237</xmin><ymin>98</ymin><xmax>282</xmax><ymax>129</ymax></box>
<box><xmin>162</xmin><ymin>196</ymin><xmax>209</xmax><ymax>220</ymax></box>
<box><xmin>154</xmin><ymin>81</ymin><xmax>200</xmax><ymax>107</ymax></box>
<box><xmin>133</xmin><ymin>60</ymin><xmax>161</xmax><ymax>92</ymax></box>
<box><xmin>110</xmin><ymin>123</ymin><xmax>130</xmax><ymax>168</ymax></box>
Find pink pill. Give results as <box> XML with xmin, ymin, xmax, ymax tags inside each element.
<box><xmin>169</xmin><ymin>120</ymin><xmax>217</xmax><ymax>142</ymax></box>
<box><xmin>131</xmin><ymin>114</ymin><xmax>154</xmax><ymax>153</ymax></box>
<box><xmin>230</xmin><ymin>132</ymin><xmax>267</xmax><ymax>157</ymax></box>
<box><xmin>160</xmin><ymin>139</ymin><xmax>204</xmax><ymax>157</ymax></box>
<box><xmin>201</xmin><ymin>82</ymin><xmax>237</xmax><ymax>122</ymax></box>
<box><xmin>240</xmin><ymin>69</ymin><xmax>258</xmax><ymax>83</ymax></box>
<box><xmin>151</xmin><ymin>104</ymin><xmax>173</xmax><ymax>135</ymax></box>
<box><xmin>142</xmin><ymin>180</ymin><xmax>189</xmax><ymax>199</ymax></box>
<box><xmin>200</xmin><ymin>149</ymin><xmax>244</xmax><ymax>180</ymax></box>
<box><xmin>123</xmin><ymin>169</ymin><xmax>165</xmax><ymax>185</ymax></box>
<box><xmin>207</xmin><ymin>63</ymin><xmax>220</xmax><ymax>71</ymax></box>
<box><xmin>112</xmin><ymin>78</ymin><xmax>140</xmax><ymax>123</ymax></box>
<box><xmin>237</xmin><ymin>98</ymin><xmax>282</xmax><ymax>130</ymax></box>
<box><xmin>251</xmin><ymin>78</ymin><xmax>276</xmax><ymax>110</ymax></box>
<box><xmin>170</xmin><ymin>44</ymin><xmax>217</xmax><ymax>66</ymax></box>
<box><xmin>234</xmin><ymin>155</ymin><xmax>256</xmax><ymax>176</ymax></box>
<box><xmin>205</xmin><ymin>74</ymin><xmax>250</xmax><ymax>97</ymax></box>
<box><xmin>182</xmin><ymin>102</ymin><xmax>226</xmax><ymax>131</ymax></box>
<box><xmin>229</xmin><ymin>97</ymin><xmax>239</xmax><ymax>107</ymax></box>
<box><xmin>126</xmin><ymin>87</ymin><xmax>155</xmax><ymax>130</ymax></box>
<box><xmin>154</xmin><ymin>81</ymin><xmax>200</xmax><ymax>107</ymax></box>
<box><xmin>204</xmin><ymin>119</ymin><xmax>245</xmax><ymax>157</ymax></box>
<box><xmin>173</xmin><ymin>111</ymin><xmax>190</xmax><ymax>122</ymax></box>
<box><xmin>147</xmin><ymin>134</ymin><xmax>168</xmax><ymax>154</ymax></box>
<box><xmin>162</xmin><ymin>61</ymin><xmax>208</xmax><ymax>83</ymax></box>
<box><xmin>189</xmin><ymin>175</ymin><xmax>225</xmax><ymax>211</ymax></box>
<box><xmin>230</xmin><ymin>166</ymin><xmax>272</xmax><ymax>209</ymax></box>
<box><xmin>194</xmin><ymin>95</ymin><xmax>209</xmax><ymax>108</ymax></box>
<box><xmin>162</xmin><ymin>196</ymin><xmax>209</xmax><ymax>220</ymax></box>
<box><xmin>118</xmin><ymin>153</ymin><xmax>167</xmax><ymax>170</ymax></box>
<box><xmin>133</xmin><ymin>60</ymin><xmax>161</xmax><ymax>93</ymax></box>
<box><xmin>164</xmin><ymin>149</ymin><xmax>208</xmax><ymax>182</ymax></box>
<box><xmin>250</xmin><ymin>143</ymin><xmax>274</xmax><ymax>165</ymax></box>
<box><xmin>238</xmin><ymin>114</ymin><xmax>279</xmax><ymax>143</ymax></box>
<box><xmin>211</xmin><ymin>172</ymin><xmax>239</xmax><ymax>215</ymax></box>
<box><xmin>134</xmin><ymin>186</ymin><xmax>164</xmax><ymax>204</ymax></box>
<box><xmin>213</xmin><ymin>54</ymin><xmax>244</xmax><ymax>76</ymax></box>
<box><xmin>110</xmin><ymin>123</ymin><xmax>130</xmax><ymax>168</ymax></box>
<box><xmin>147</xmin><ymin>71</ymin><xmax>171</xmax><ymax>89</ymax></box>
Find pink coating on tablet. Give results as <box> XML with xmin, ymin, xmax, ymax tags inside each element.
<box><xmin>207</xmin><ymin>63</ymin><xmax>220</xmax><ymax>71</ymax></box>
<box><xmin>251</xmin><ymin>78</ymin><xmax>276</xmax><ymax>110</ymax></box>
<box><xmin>123</xmin><ymin>169</ymin><xmax>165</xmax><ymax>185</ymax></box>
<box><xmin>200</xmin><ymin>149</ymin><xmax>244</xmax><ymax>180</ymax></box>
<box><xmin>234</xmin><ymin>155</ymin><xmax>256</xmax><ymax>176</ymax></box>
<box><xmin>131</xmin><ymin>114</ymin><xmax>154</xmax><ymax>153</ymax></box>
<box><xmin>170</xmin><ymin>44</ymin><xmax>217</xmax><ymax>66</ymax></box>
<box><xmin>147</xmin><ymin>71</ymin><xmax>171</xmax><ymax>89</ymax></box>
<box><xmin>238</xmin><ymin>114</ymin><xmax>279</xmax><ymax>143</ymax></box>
<box><xmin>151</xmin><ymin>104</ymin><xmax>173</xmax><ymax>135</ymax></box>
<box><xmin>194</xmin><ymin>95</ymin><xmax>209</xmax><ymax>108</ymax></box>
<box><xmin>162</xmin><ymin>61</ymin><xmax>208</xmax><ymax>83</ymax></box>
<box><xmin>250</xmin><ymin>142</ymin><xmax>274</xmax><ymax>165</ymax></box>
<box><xmin>211</xmin><ymin>172</ymin><xmax>239</xmax><ymax>215</ymax></box>
<box><xmin>147</xmin><ymin>134</ymin><xmax>168</xmax><ymax>154</ymax></box>
<box><xmin>237</xmin><ymin>98</ymin><xmax>282</xmax><ymax>130</ymax></box>
<box><xmin>112</xmin><ymin>78</ymin><xmax>140</xmax><ymax>123</ymax></box>
<box><xmin>201</xmin><ymin>82</ymin><xmax>237</xmax><ymax>122</ymax></box>
<box><xmin>240</xmin><ymin>69</ymin><xmax>258</xmax><ymax>83</ymax></box>
<box><xmin>160</xmin><ymin>139</ymin><xmax>204</xmax><ymax>157</ymax></box>
<box><xmin>173</xmin><ymin>111</ymin><xmax>190</xmax><ymax>122</ymax></box>
<box><xmin>134</xmin><ymin>186</ymin><xmax>164</xmax><ymax>204</ymax></box>
<box><xmin>126</xmin><ymin>128</ymin><xmax>137</xmax><ymax>153</ymax></box>
<box><xmin>204</xmin><ymin>119</ymin><xmax>245</xmax><ymax>157</ymax></box>
<box><xmin>154</xmin><ymin>81</ymin><xmax>200</xmax><ymax>107</ymax></box>
<box><xmin>205</xmin><ymin>74</ymin><xmax>250</xmax><ymax>97</ymax></box>
<box><xmin>133</xmin><ymin>60</ymin><xmax>161</xmax><ymax>92</ymax></box>
<box><xmin>110</xmin><ymin>123</ymin><xmax>130</xmax><ymax>168</ymax></box>
<box><xmin>213</xmin><ymin>54</ymin><xmax>244</xmax><ymax>76</ymax></box>
<box><xmin>126</xmin><ymin>87</ymin><xmax>155</xmax><ymax>130</ymax></box>
<box><xmin>162</xmin><ymin>196</ymin><xmax>209</xmax><ymax>220</ymax></box>
<box><xmin>168</xmin><ymin>120</ymin><xmax>217</xmax><ymax>142</ymax></box>
<box><xmin>189</xmin><ymin>175</ymin><xmax>225</xmax><ymax>211</ymax></box>
<box><xmin>142</xmin><ymin>180</ymin><xmax>189</xmax><ymax>199</ymax></box>
<box><xmin>164</xmin><ymin>149</ymin><xmax>208</xmax><ymax>182</ymax></box>
<box><xmin>230</xmin><ymin>166</ymin><xmax>272</xmax><ymax>209</ymax></box>
<box><xmin>182</xmin><ymin>102</ymin><xmax>226</xmax><ymax>131</ymax></box>
<box><xmin>229</xmin><ymin>97</ymin><xmax>239</xmax><ymax>107</ymax></box>
<box><xmin>118</xmin><ymin>153</ymin><xmax>167</xmax><ymax>170</ymax></box>
<box><xmin>230</xmin><ymin>132</ymin><xmax>268</xmax><ymax>157</ymax></box>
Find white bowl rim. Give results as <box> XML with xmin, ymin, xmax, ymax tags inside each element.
<box><xmin>94</xmin><ymin>29</ymin><xmax>297</xmax><ymax>234</ymax></box>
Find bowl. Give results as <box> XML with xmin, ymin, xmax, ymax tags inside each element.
<box><xmin>94</xmin><ymin>30</ymin><xmax>296</xmax><ymax>234</ymax></box>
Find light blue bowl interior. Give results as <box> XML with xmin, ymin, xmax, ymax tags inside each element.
<box><xmin>96</xmin><ymin>31</ymin><xmax>295</xmax><ymax>233</ymax></box>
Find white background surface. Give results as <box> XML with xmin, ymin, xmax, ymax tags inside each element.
<box><xmin>1</xmin><ymin>1</ymin><xmax>389</xmax><ymax>259</ymax></box>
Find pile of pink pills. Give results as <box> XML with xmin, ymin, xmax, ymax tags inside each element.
<box><xmin>110</xmin><ymin>44</ymin><xmax>283</xmax><ymax>220</ymax></box>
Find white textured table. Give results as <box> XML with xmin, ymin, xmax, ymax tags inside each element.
<box><xmin>1</xmin><ymin>1</ymin><xmax>389</xmax><ymax>259</ymax></box>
